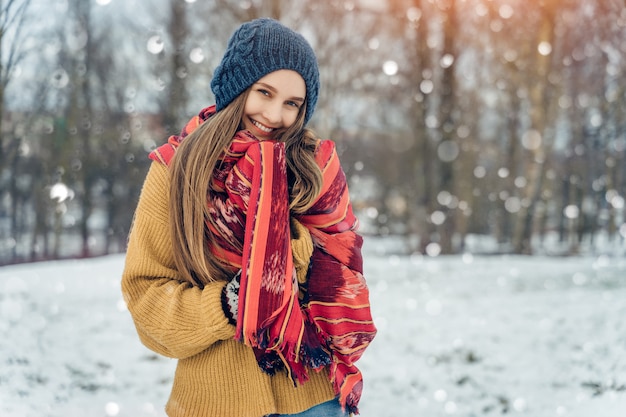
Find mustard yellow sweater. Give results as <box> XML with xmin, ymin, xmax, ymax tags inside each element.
<box><xmin>121</xmin><ymin>162</ymin><xmax>335</xmax><ymax>417</ymax></box>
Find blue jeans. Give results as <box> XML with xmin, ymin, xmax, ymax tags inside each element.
<box><xmin>271</xmin><ymin>398</ymin><xmax>349</xmax><ymax>417</ymax></box>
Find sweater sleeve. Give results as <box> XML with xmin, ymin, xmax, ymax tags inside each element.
<box><xmin>121</xmin><ymin>162</ymin><xmax>236</xmax><ymax>359</ymax></box>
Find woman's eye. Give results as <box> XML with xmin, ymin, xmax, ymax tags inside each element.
<box><xmin>286</xmin><ymin>101</ymin><xmax>300</xmax><ymax>109</ymax></box>
<box><xmin>258</xmin><ymin>89</ymin><xmax>270</xmax><ymax>96</ymax></box>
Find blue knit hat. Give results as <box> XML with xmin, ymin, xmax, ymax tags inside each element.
<box><xmin>211</xmin><ymin>18</ymin><xmax>320</xmax><ymax>125</ymax></box>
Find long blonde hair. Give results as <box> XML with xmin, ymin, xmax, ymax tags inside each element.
<box><xmin>169</xmin><ymin>91</ymin><xmax>322</xmax><ymax>286</ymax></box>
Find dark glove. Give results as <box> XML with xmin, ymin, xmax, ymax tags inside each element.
<box><xmin>221</xmin><ymin>270</ymin><xmax>241</xmax><ymax>325</ymax></box>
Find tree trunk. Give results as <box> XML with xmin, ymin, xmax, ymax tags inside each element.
<box><xmin>512</xmin><ymin>4</ymin><xmax>556</xmax><ymax>255</ymax></box>
<box><xmin>413</xmin><ymin>0</ymin><xmax>435</xmax><ymax>254</ymax></box>
<box><xmin>163</xmin><ymin>0</ymin><xmax>189</xmax><ymax>132</ymax></box>
<box><xmin>437</xmin><ymin>0</ymin><xmax>458</xmax><ymax>254</ymax></box>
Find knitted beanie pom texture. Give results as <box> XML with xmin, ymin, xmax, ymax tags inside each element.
<box><xmin>211</xmin><ymin>18</ymin><xmax>320</xmax><ymax>125</ymax></box>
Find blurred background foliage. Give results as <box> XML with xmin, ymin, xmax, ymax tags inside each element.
<box><xmin>1</xmin><ymin>0</ymin><xmax>625</xmax><ymax>264</ymax></box>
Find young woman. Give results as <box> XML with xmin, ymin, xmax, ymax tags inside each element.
<box><xmin>122</xmin><ymin>18</ymin><xmax>376</xmax><ymax>417</ymax></box>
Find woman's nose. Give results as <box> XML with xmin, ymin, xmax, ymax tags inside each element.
<box><xmin>262</xmin><ymin>102</ymin><xmax>283</xmax><ymax>124</ymax></box>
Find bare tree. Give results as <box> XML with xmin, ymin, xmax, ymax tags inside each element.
<box><xmin>0</xmin><ymin>0</ymin><xmax>31</xmax><ymax>138</ymax></box>
<box><xmin>161</xmin><ymin>0</ymin><xmax>189</xmax><ymax>132</ymax></box>
<box><xmin>398</xmin><ymin>0</ymin><xmax>437</xmax><ymax>253</ymax></box>
<box><xmin>0</xmin><ymin>0</ymin><xmax>33</xmax><ymax>261</ymax></box>
<box><xmin>511</xmin><ymin>3</ymin><xmax>557</xmax><ymax>254</ymax></box>
<box><xmin>434</xmin><ymin>0</ymin><xmax>460</xmax><ymax>254</ymax></box>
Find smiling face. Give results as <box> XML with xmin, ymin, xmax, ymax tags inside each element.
<box><xmin>241</xmin><ymin>69</ymin><xmax>306</xmax><ymax>140</ymax></box>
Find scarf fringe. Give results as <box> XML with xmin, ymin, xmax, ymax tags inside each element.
<box><xmin>252</xmin><ymin>313</ymin><xmax>332</xmax><ymax>386</ymax></box>
<box><xmin>255</xmin><ymin>350</ymin><xmax>283</xmax><ymax>376</ymax></box>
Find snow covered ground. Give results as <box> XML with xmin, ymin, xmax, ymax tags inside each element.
<box><xmin>1</xmin><ymin>238</ymin><xmax>626</xmax><ymax>417</ymax></box>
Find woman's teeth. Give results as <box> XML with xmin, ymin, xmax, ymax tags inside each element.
<box><xmin>252</xmin><ymin>120</ymin><xmax>273</xmax><ymax>133</ymax></box>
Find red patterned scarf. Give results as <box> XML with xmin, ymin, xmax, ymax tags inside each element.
<box><xmin>150</xmin><ymin>106</ymin><xmax>376</xmax><ymax>413</ymax></box>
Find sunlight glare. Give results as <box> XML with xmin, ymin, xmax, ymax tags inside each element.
<box><xmin>499</xmin><ymin>4</ymin><xmax>514</xmax><ymax>19</ymax></box>
<box><xmin>147</xmin><ymin>35</ymin><xmax>165</xmax><ymax>54</ymax></box>
<box><xmin>425</xmin><ymin>243</ymin><xmax>441</xmax><ymax>258</ymax></box>
<box><xmin>505</xmin><ymin>197</ymin><xmax>522</xmax><ymax>214</ymax></box>
<box><xmin>383</xmin><ymin>60</ymin><xmax>398</xmax><ymax>76</ymax></box>
<box><xmin>514</xmin><ymin>176</ymin><xmax>527</xmax><ymax>188</ymax></box>
<box><xmin>434</xmin><ymin>389</ymin><xmax>447</xmax><ymax>402</ymax></box>
<box><xmin>558</xmin><ymin>95</ymin><xmax>573</xmax><ymax>109</ymax></box>
<box><xmin>105</xmin><ymin>402</ymin><xmax>120</xmax><ymax>416</ymax></box>
<box><xmin>430</xmin><ymin>211</ymin><xmax>446</xmax><ymax>226</ymax></box>
<box><xmin>440</xmin><ymin>54</ymin><xmax>454</xmax><ymax>68</ymax></box>
<box><xmin>521</xmin><ymin>129</ymin><xmax>542</xmax><ymax>150</ymax></box>
<box><xmin>538</xmin><ymin>41</ymin><xmax>552</xmax><ymax>56</ymax></box>
<box><xmin>437</xmin><ymin>140</ymin><xmax>459</xmax><ymax>162</ymax></box>
<box><xmin>189</xmin><ymin>48</ymin><xmax>205</xmax><ymax>63</ymax></box>
<box><xmin>474</xmin><ymin>166</ymin><xmax>486</xmax><ymax>178</ymax></box>
<box><xmin>407</xmin><ymin>7</ymin><xmax>422</xmax><ymax>22</ymax></box>
<box><xmin>563</xmin><ymin>205</ymin><xmax>580</xmax><ymax>219</ymax></box>
<box><xmin>437</xmin><ymin>190</ymin><xmax>453</xmax><ymax>206</ymax></box>
<box><xmin>474</xmin><ymin>3</ymin><xmax>488</xmax><ymax>17</ymax></box>
<box><xmin>50</xmin><ymin>183</ymin><xmax>74</xmax><ymax>203</ymax></box>
<box><xmin>420</xmin><ymin>79</ymin><xmax>434</xmax><ymax>94</ymax></box>
<box><xmin>513</xmin><ymin>398</ymin><xmax>527</xmax><ymax>412</ymax></box>
<box><xmin>606</xmin><ymin>190</ymin><xmax>625</xmax><ymax>209</ymax></box>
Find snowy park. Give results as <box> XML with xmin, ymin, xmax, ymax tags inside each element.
<box><xmin>1</xmin><ymin>237</ymin><xmax>626</xmax><ymax>417</ymax></box>
<box><xmin>2</xmin><ymin>1</ymin><xmax>625</xmax><ymax>415</ymax></box>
